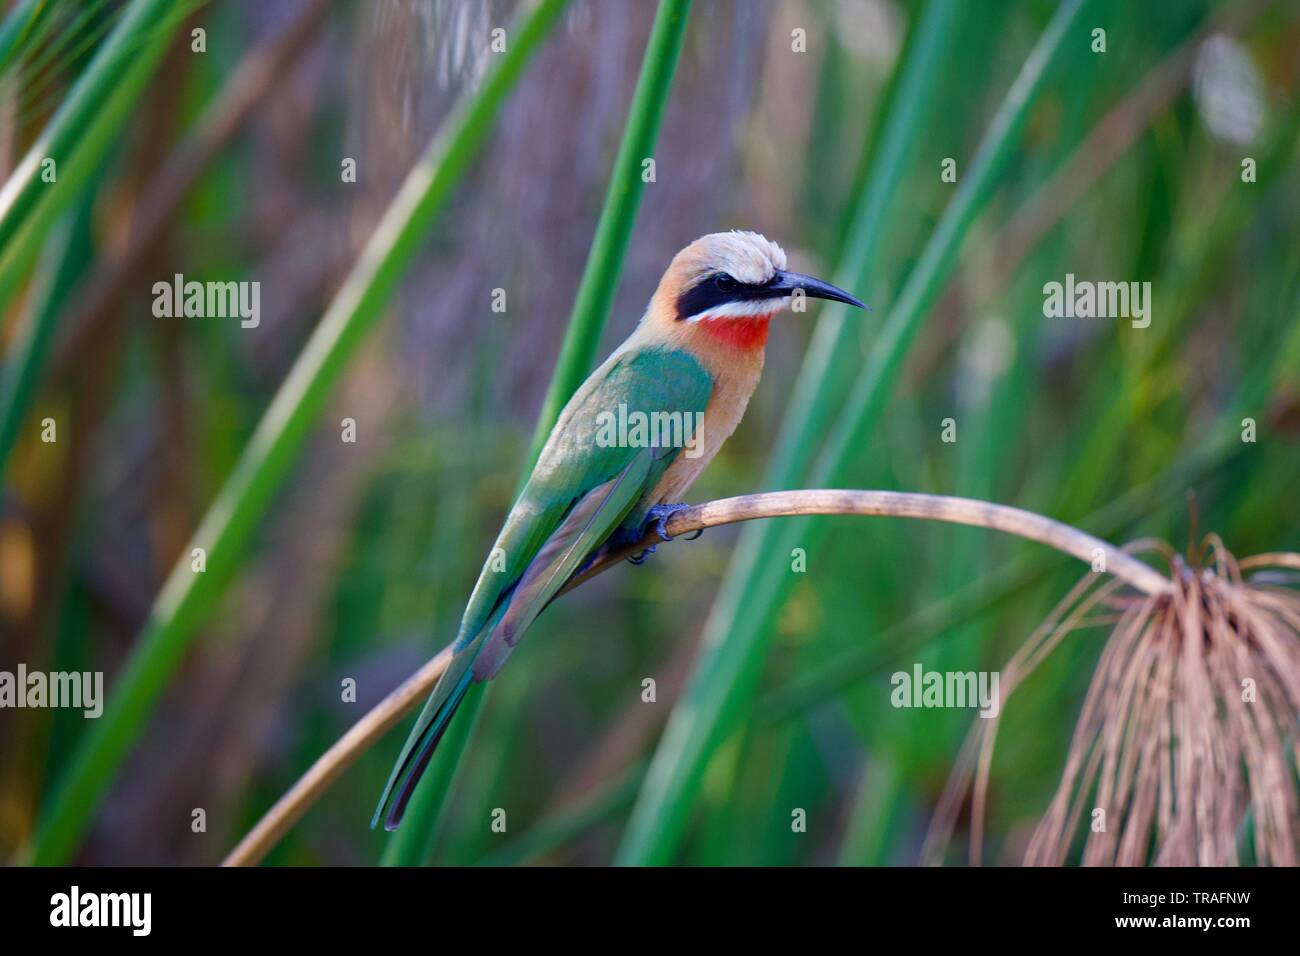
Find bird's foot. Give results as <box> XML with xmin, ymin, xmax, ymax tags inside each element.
<box><xmin>645</xmin><ymin>502</ymin><xmax>702</xmax><ymax>543</ymax></box>
<box><xmin>621</xmin><ymin>502</ymin><xmax>702</xmax><ymax>561</ymax></box>
<box><xmin>625</xmin><ymin>504</ymin><xmax>701</xmax><ymax>564</ymax></box>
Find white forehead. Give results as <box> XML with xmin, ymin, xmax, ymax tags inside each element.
<box><xmin>689</xmin><ymin>230</ymin><xmax>787</xmax><ymax>285</ymax></box>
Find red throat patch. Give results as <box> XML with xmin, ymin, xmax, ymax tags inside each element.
<box><xmin>697</xmin><ymin>314</ymin><xmax>773</xmax><ymax>350</ymax></box>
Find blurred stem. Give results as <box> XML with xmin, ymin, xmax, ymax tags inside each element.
<box><xmin>0</xmin><ymin>0</ymin><xmax>48</xmax><ymax>73</ymax></box>
<box><xmin>381</xmin><ymin>0</ymin><xmax>693</xmax><ymax>866</ymax></box>
<box><xmin>26</xmin><ymin>0</ymin><xmax>569</xmax><ymax>867</ymax></box>
<box><xmin>996</xmin><ymin>0</ymin><xmax>1265</xmax><ymax>284</ymax></box>
<box><xmin>0</xmin><ymin>192</ymin><xmax>86</xmax><ymax>484</ymax></box>
<box><xmin>475</xmin><ymin>761</ymin><xmax>647</xmax><ymax>867</ymax></box>
<box><xmin>7</xmin><ymin>0</ymin><xmax>123</xmax><ymax>130</ymax></box>
<box><xmin>760</xmin><ymin>0</ymin><xmax>964</xmax><ymax>496</ymax></box>
<box><xmin>51</xmin><ymin>0</ymin><xmax>332</xmax><ymax>374</ymax></box>
<box><xmin>525</xmin><ymin>0</ymin><xmax>692</xmax><ymax>470</ymax></box>
<box><xmin>617</xmin><ymin>0</ymin><xmax>1090</xmax><ymax>867</ymax></box>
<box><xmin>611</xmin><ymin>0</ymin><xmax>967</xmax><ymax>865</ymax></box>
<box><xmin>0</xmin><ymin>0</ymin><xmax>193</xmax><ymax>308</ymax></box>
<box><xmin>837</xmin><ymin>757</ymin><xmax>904</xmax><ymax>866</ymax></box>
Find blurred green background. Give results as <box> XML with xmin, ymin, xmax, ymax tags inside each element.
<box><xmin>0</xmin><ymin>0</ymin><xmax>1297</xmax><ymax>865</ymax></box>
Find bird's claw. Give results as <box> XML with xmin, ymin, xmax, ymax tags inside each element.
<box><xmin>627</xmin><ymin>544</ymin><xmax>656</xmax><ymax>565</ymax></box>
<box><xmin>626</xmin><ymin>504</ymin><xmax>701</xmax><ymax>564</ymax></box>
<box><xmin>646</xmin><ymin>502</ymin><xmax>701</xmax><ymax>543</ymax></box>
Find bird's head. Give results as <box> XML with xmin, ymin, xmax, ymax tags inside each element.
<box><xmin>646</xmin><ymin>230</ymin><xmax>866</xmax><ymax>351</ymax></box>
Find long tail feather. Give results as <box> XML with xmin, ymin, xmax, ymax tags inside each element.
<box><xmin>372</xmin><ymin>452</ymin><xmax>654</xmax><ymax>832</ymax></box>
<box><xmin>371</xmin><ymin>602</ymin><xmax>507</xmax><ymax>831</ymax></box>
<box><xmin>371</xmin><ymin>664</ymin><xmax>475</xmax><ymax>831</ymax></box>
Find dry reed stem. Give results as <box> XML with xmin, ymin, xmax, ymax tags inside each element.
<box><xmin>221</xmin><ymin>649</ymin><xmax>450</xmax><ymax>867</ymax></box>
<box><xmin>223</xmin><ymin>489</ymin><xmax>1170</xmax><ymax>866</ymax></box>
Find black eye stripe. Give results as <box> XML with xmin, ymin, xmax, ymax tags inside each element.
<box><xmin>674</xmin><ymin>272</ymin><xmax>779</xmax><ymax>321</ymax></box>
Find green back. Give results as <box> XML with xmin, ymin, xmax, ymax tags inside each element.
<box><xmin>456</xmin><ymin>344</ymin><xmax>714</xmax><ymax>646</ymax></box>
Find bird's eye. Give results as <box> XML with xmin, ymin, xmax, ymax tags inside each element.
<box><xmin>714</xmin><ymin>274</ymin><xmax>738</xmax><ymax>292</ymax></box>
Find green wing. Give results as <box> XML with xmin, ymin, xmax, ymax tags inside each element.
<box><xmin>373</xmin><ymin>345</ymin><xmax>712</xmax><ymax>829</ymax></box>
<box><xmin>456</xmin><ymin>344</ymin><xmax>714</xmax><ymax>644</ymax></box>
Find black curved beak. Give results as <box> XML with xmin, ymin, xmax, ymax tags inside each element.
<box><xmin>770</xmin><ymin>270</ymin><xmax>868</xmax><ymax>310</ymax></box>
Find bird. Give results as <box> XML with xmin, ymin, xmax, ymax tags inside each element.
<box><xmin>373</xmin><ymin>230</ymin><xmax>866</xmax><ymax>830</ymax></box>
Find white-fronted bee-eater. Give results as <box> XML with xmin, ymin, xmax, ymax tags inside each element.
<box><xmin>374</xmin><ymin>230</ymin><xmax>866</xmax><ymax>829</ymax></box>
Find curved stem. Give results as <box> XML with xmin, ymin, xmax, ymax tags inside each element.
<box><xmin>221</xmin><ymin>488</ymin><xmax>1169</xmax><ymax>866</ymax></box>
<box><xmin>565</xmin><ymin>490</ymin><xmax>1172</xmax><ymax>597</ymax></box>
<box><xmin>222</xmin><ymin>650</ymin><xmax>451</xmax><ymax>868</ymax></box>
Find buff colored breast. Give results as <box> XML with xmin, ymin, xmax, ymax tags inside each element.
<box><xmin>645</xmin><ymin>316</ymin><xmax>769</xmax><ymax>504</ymax></box>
